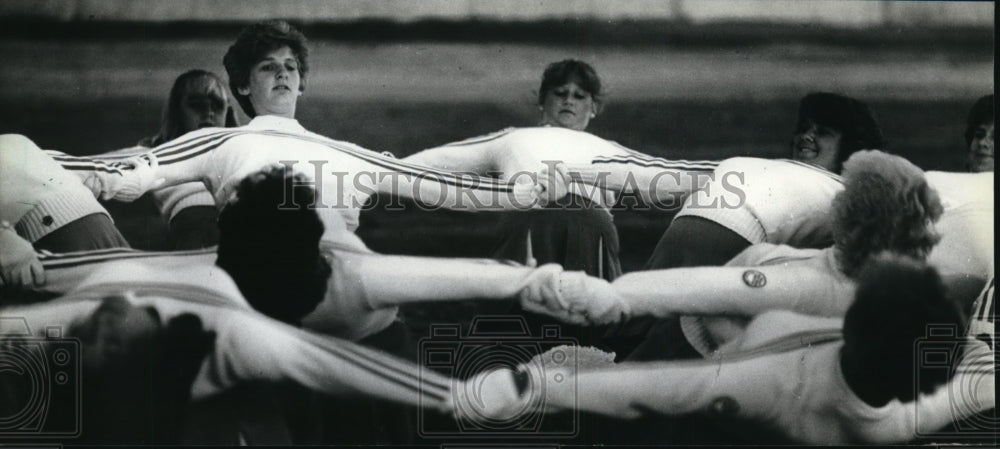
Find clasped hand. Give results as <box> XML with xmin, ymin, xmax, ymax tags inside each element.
<box><xmin>518</xmin><ymin>264</ymin><xmax>629</xmax><ymax>326</ymax></box>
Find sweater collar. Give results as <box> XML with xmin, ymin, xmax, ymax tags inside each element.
<box><xmin>247</xmin><ymin>115</ymin><xmax>307</xmax><ymax>133</ymax></box>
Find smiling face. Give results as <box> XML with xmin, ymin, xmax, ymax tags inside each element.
<box><xmin>540</xmin><ymin>81</ymin><xmax>597</xmax><ymax>131</ymax></box>
<box><xmin>238</xmin><ymin>46</ymin><xmax>301</xmax><ymax>118</ymax></box>
<box><xmin>967</xmin><ymin>122</ymin><xmax>994</xmax><ymax>172</ymax></box>
<box><xmin>791</xmin><ymin>118</ymin><xmax>843</xmax><ymax>172</ymax></box>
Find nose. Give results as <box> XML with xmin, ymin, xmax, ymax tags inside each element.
<box><xmin>800</xmin><ymin>126</ymin><xmax>817</xmax><ymax>142</ymax></box>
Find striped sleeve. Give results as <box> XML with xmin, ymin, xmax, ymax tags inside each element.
<box><xmin>35</xmin><ymin>247</ymin><xmax>216</xmax><ymax>296</ymax></box>
<box><xmin>967</xmin><ymin>274</ymin><xmax>995</xmax><ymax>349</ymax></box>
<box><xmin>196</xmin><ymin>307</ymin><xmax>455</xmax><ymax>412</ymax></box>
<box><xmin>47</xmin><ymin>150</ymin><xmax>157</xmax><ymax>201</ymax></box>
<box><xmin>150</xmin><ymin>128</ymin><xmax>533</xmax><ymax>212</ymax></box>
<box><xmin>562</xmin><ymin>155</ymin><xmax>719</xmax><ymax>206</ymax></box>
<box><xmin>274</xmin><ymin>130</ymin><xmax>533</xmax><ymax>212</ymax></box>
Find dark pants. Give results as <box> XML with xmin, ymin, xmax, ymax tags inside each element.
<box><xmin>168</xmin><ymin>206</ymin><xmax>220</xmax><ymax>250</ymax></box>
<box><xmin>32</xmin><ymin>213</ymin><xmax>130</xmax><ymax>252</ymax></box>
<box><xmin>608</xmin><ymin>215</ymin><xmax>752</xmax><ymax>361</ymax></box>
<box><xmin>490</xmin><ymin>195</ymin><xmax>623</xmax><ymax>350</ymax></box>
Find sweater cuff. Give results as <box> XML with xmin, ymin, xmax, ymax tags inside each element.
<box><xmin>15</xmin><ymin>189</ymin><xmax>110</xmax><ymax>242</ymax></box>
<box><xmin>110</xmin><ymin>172</ymin><xmax>145</xmax><ymax>202</ymax></box>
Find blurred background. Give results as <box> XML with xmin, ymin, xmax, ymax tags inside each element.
<box><xmin>0</xmin><ymin>0</ymin><xmax>993</xmax><ymax>270</ymax></box>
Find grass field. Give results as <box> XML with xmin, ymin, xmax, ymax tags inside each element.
<box><xmin>0</xmin><ymin>25</ymin><xmax>992</xmax><ymax>272</ymax></box>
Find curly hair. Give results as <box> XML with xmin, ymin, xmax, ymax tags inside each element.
<box><xmin>216</xmin><ymin>165</ymin><xmax>330</xmax><ymax>325</ymax></box>
<box><xmin>537</xmin><ymin>59</ymin><xmax>603</xmax><ymax>110</ymax></box>
<box><xmin>793</xmin><ymin>92</ymin><xmax>887</xmax><ymax>173</ymax></box>
<box><xmin>964</xmin><ymin>94</ymin><xmax>994</xmax><ymax>149</ymax></box>
<box><xmin>223</xmin><ymin>20</ymin><xmax>310</xmax><ymax>117</ymax></box>
<box><xmin>842</xmin><ymin>253</ymin><xmax>966</xmax><ymax>402</ymax></box>
<box><xmin>832</xmin><ymin>150</ymin><xmax>943</xmax><ymax>277</ymax></box>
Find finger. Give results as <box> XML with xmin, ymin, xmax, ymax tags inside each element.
<box><xmin>18</xmin><ymin>265</ymin><xmax>33</xmax><ymax>288</ymax></box>
<box><xmin>555</xmin><ymin>163</ymin><xmax>571</xmax><ymax>182</ymax></box>
<box><xmin>30</xmin><ymin>260</ymin><xmax>45</xmax><ymax>286</ymax></box>
<box><xmin>149</xmin><ymin>178</ymin><xmax>167</xmax><ymax>190</ymax></box>
<box><xmin>525</xmin><ymin>228</ymin><xmax>535</xmax><ymax>267</ymax></box>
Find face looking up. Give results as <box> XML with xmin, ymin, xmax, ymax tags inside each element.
<box><xmin>238</xmin><ymin>46</ymin><xmax>302</xmax><ymax>119</ymax></box>
<box><xmin>967</xmin><ymin>122</ymin><xmax>994</xmax><ymax>172</ymax></box>
<box><xmin>71</xmin><ymin>296</ymin><xmax>162</xmax><ymax>372</ymax></box>
<box><xmin>791</xmin><ymin>118</ymin><xmax>843</xmax><ymax>172</ymax></box>
<box><xmin>540</xmin><ymin>81</ymin><xmax>597</xmax><ymax>131</ymax></box>
<box><xmin>179</xmin><ymin>76</ymin><xmax>228</xmax><ymax>133</ymax></box>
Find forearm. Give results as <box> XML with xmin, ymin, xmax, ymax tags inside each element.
<box><xmin>612</xmin><ymin>267</ymin><xmax>800</xmax><ymax>317</ymax></box>
<box><xmin>543</xmin><ymin>359</ymin><xmax>760</xmax><ymax>419</ymax></box>
<box><xmin>340</xmin><ymin>251</ymin><xmax>537</xmax><ymax>309</ymax></box>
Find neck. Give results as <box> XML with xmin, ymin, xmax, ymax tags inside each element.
<box><xmin>839</xmin><ymin>347</ymin><xmax>893</xmax><ymax>407</ymax></box>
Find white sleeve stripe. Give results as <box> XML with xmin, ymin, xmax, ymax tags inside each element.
<box><xmin>39</xmin><ymin>248</ymin><xmax>214</xmax><ymax>269</ymax></box>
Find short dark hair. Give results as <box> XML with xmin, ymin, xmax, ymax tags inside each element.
<box><xmin>216</xmin><ymin>166</ymin><xmax>330</xmax><ymax>325</ymax></box>
<box><xmin>537</xmin><ymin>59</ymin><xmax>603</xmax><ymax>109</ymax></box>
<box><xmin>842</xmin><ymin>254</ymin><xmax>967</xmax><ymax>403</ymax></box>
<box><xmin>223</xmin><ymin>20</ymin><xmax>310</xmax><ymax>117</ymax></box>
<box><xmin>832</xmin><ymin>150</ymin><xmax>943</xmax><ymax>277</ymax></box>
<box><xmin>964</xmin><ymin>94</ymin><xmax>994</xmax><ymax>149</ymax></box>
<box><xmin>794</xmin><ymin>92</ymin><xmax>886</xmax><ymax>173</ymax></box>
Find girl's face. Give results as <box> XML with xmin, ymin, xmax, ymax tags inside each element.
<box><xmin>239</xmin><ymin>46</ymin><xmax>301</xmax><ymax>118</ymax></box>
<box><xmin>791</xmin><ymin>118</ymin><xmax>843</xmax><ymax>172</ymax></box>
<box><xmin>540</xmin><ymin>81</ymin><xmax>597</xmax><ymax>131</ymax></box>
<box><xmin>967</xmin><ymin>122</ymin><xmax>994</xmax><ymax>172</ymax></box>
<box><xmin>72</xmin><ymin>296</ymin><xmax>161</xmax><ymax>371</ymax></box>
<box><xmin>179</xmin><ymin>77</ymin><xmax>228</xmax><ymax>132</ymax></box>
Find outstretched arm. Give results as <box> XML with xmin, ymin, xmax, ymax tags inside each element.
<box><xmin>197</xmin><ymin>306</ymin><xmax>457</xmax><ymax>413</ymax></box>
<box><xmin>372</xmin><ymin>156</ymin><xmax>540</xmax><ymax>212</ymax></box>
<box><xmin>556</xmin><ymin>155</ymin><xmax>719</xmax><ymax>206</ymax></box>
<box><xmin>335</xmin><ymin>250</ymin><xmax>572</xmax><ymax>312</ymax></box>
<box><xmin>522</xmin><ymin>264</ymin><xmax>853</xmax><ymax>326</ymax></box>
<box><xmin>467</xmin><ymin>347</ymin><xmax>789</xmax><ymax>426</ymax></box>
